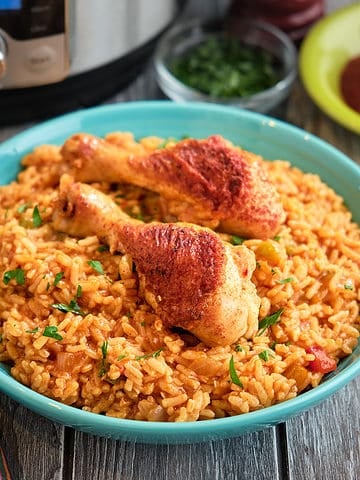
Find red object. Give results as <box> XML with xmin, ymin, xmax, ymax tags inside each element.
<box><xmin>228</xmin><ymin>0</ymin><xmax>324</xmax><ymax>41</ymax></box>
<box><xmin>340</xmin><ymin>56</ymin><xmax>360</xmax><ymax>114</ymax></box>
<box><xmin>306</xmin><ymin>345</ymin><xmax>337</xmax><ymax>374</ymax></box>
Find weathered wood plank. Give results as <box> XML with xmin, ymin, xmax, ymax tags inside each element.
<box><xmin>286</xmin><ymin>83</ymin><xmax>360</xmax><ymax>165</ymax></box>
<box><xmin>0</xmin><ymin>394</ymin><xmax>65</xmax><ymax>480</ymax></box>
<box><xmin>69</xmin><ymin>428</ymin><xmax>282</xmax><ymax>480</ymax></box>
<box><xmin>285</xmin><ymin>377</ymin><xmax>360</xmax><ymax>480</ymax></box>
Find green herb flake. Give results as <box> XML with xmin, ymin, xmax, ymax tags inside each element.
<box><xmin>273</xmin><ymin>235</ymin><xmax>281</xmax><ymax>241</ymax></box>
<box><xmin>87</xmin><ymin>260</ymin><xmax>104</xmax><ymax>275</ymax></box>
<box><xmin>234</xmin><ymin>344</ymin><xmax>243</xmax><ymax>352</ymax></box>
<box><xmin>76</xmin><ymin>284</ymin><xmax>82</xmax><ymax>298</ymax></box>
<box><xmin>51</xmin><ymin>298</ymin><xmax>86</xmax><ymax>317</ymax></box>
<box><xmin>229</xmin><ymin>355</ymin><xmax>243</xmax><ymax>388</ymax></box>
<box><xmin>101</xmin><ymin>340</ymin><xmax>109</xmax><ymax>359</ymax></box>
<box><xmin>258</xmin><ymin>350</ymin><xmax>273</xmax><ymax>362</ymax></box>
<box><xmin>257</xmin><ymin>308</ymin><xmax>284</xmax><ymax>336</ymax></box>
<box><xmin>26</xmin><ymin>327</ymin><xmax>40</xmax><ymax>334</ymax></box>
<box><xmin>344</xmin><ymin>283</ymin><xmax>354</xmax><ymax>290</ymax></box>
<box><xmin>135</xmin><ymin>348</ymin><xmax>164</xmax><ymax>361</ymax></box>
<box><xmin>99</xmin><ymin>340</ymin><xmax>109</xmax><ymax>376</ymax></box>
<box><xmin>17</xmin><ymin>203</ymin><xmax>30</xmax><ymax>214</ymax></box>
<box><xmin>117</xmin><ymin>354</ymin><xmax>127</xmax><ymax>361</ymax></box>
<box><xmin>53</xmin><ymin>272</ymin><xmax>64</xmax><ymax>286</ymax></box>
<box><xmin>277</xmin><ymin>277</ymin><xmax>294</xmax><ymax>285</ymax></box>
<box><xmin>43</xmin><ymin>325</ymin><xmax>63</xmax><ymax>341</ymax></box>
<box><xmin>32</xmin><ymin>205</ymin><xmax>42</xmax><ymax>228</ymax></box>
<box><xmin>3</xmin><ymin>268</ymin><xmax>25</xmax><ymax>286</ymax></box>
<box><xmin>231</xmin><ymin>235</ymin><xmax>245</xmax><ymax>246</ymax></box>
<box><xmin>0</xmin><ymin>333</ymin><xmax>3</xmax><ymax>343</ymax></box>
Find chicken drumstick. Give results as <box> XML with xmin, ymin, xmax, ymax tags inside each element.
<box><xmin>60</xmin><ymin>134</ymin><xmax>285</xmax><ymax>239</ymax></box>
<box><xmin>53</xmin><ymin>175</ymin><xmax>261</xmax><ymax>347</ymax></box>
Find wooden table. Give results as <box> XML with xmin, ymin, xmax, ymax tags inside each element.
<box><xmin>1</xmin><ymin>2</ymin><xmax>359</xmax><ymax>479</ymax></box>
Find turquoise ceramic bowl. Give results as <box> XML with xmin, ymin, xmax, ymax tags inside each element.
<box><xmin>0</xmin><ymin>102</ymin><xmax>359</xmax><ymax>444</ymax></box>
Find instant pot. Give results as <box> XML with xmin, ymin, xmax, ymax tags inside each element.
<box><xmin>0</xmin><ymin>0</ymin><xmax>186</xmax><ymax>124</ymax></box>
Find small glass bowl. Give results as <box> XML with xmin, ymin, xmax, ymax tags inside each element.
<box><xmin>154</xmin><ymin>18</ymin><xmax>297</xmax><ymax>113</ymax></box>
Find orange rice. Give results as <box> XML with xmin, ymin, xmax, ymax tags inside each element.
<box><xmin>0</xmin><ymin>132</ymin><xmax>359</xmax><ymax>422</ymax></box>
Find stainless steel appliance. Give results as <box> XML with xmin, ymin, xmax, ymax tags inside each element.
<box><xmin>0</xmin><ymin>0</ymin><xmax>185</xmax><ymax>123</ymax></box>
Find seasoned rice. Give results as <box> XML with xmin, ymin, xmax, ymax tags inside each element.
<box><xmin>0</xmin><ymin>133</ymin><xmax>359</xmax><ymax>422</ymax></box>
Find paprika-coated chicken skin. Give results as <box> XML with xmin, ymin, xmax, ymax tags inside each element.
<box><xmin>60</xmin><ymin>133</ymin><xmax>285</xmax><ymax>239</ymax></box>
<box><xmin>52</xmin><ymin>175</ymin><xmax>261</xmax><ymax>347</ymax></box>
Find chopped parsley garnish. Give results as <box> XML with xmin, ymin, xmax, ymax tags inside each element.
<box><xmin>3</xmin><ymin>268</ymin><xmax>25</xmax><ymax>286</ymax></box>
<box><xmin>257</xmin><ymin>308</ymin><xmax>284</xmax><ymax>336</ymax></box>
<box><xmin>87</xmin><ymin>260</ymin><xmax>104</xmax><ymax>275</ymax></box>
<box><xmin>344</xmin><ymin>283</ymin><xmax>354</xmax><ymax>290</ymax></box>
<box><xmin>43</xmin><ymin>325</ymin><xmax>63</xmax><ymax>341</ymax></box>
<box><xmin>17</xmin><ymin>203</ymin><xmax>30</xmax><ymax>214</ymax></box>
<box><xmin>99</xmin><ymin>340</ymin><xmax>109</xmax><ymax>376</ymax></box>
<box><xmin>170</xmin><ymin>37</ymin><xmax>279</xmax><ymax>98</ymax></box>
<box><xmin>277</xmin><ymin>277</ymin><xmax>294</xmax><ymax>284</ymax></box>
<box><xmin>101</xmin><ymin>340</ymin><xmax>109</xmax><ymax>359</ymax></box>
<box><xmin>229</xmin><ymin>355</ymin><xmax>243</xmax><ymax>388</ymax></box>
<box><xmin>26</xmin><ymin>327</ymin><xmax>40</xmax><ymax>334</ymax></box>
<box><xmin>273</xmin><ymin>235</ymin><xmax>281</xmax><ymax>241</ymax></box>
<box><xmin>234</xmin><ymin>344</ymin><xmax>243</xmax><ymax>352</ymax></box>
<box><xmin>135</xmin><ymin>348</ymin><xmax>164</xmax><ymax>361</ymax></box>
<box><xmin>51</xmin><ymin>298</ymin><xmax>86</xmax><ymax>316</ymax></box>
<box><xmin>32</xmin><ymin>205</ymin><xmax>42</xmax><ymax>228</ymax></box>
<box><xmin>231</xmin><ymin>235</ymin><xmax>245</xmax><ymax>246</ymax></box>
<box><xmin>258</xmin><ymin>350</ymin><xmax>273</xmax><ymax>362</ymax></box>
<box><xmin>117</xmin><ymin>354</ymin><xmax>127</xmax><ymax>361</ymax></box>
<box><xmin>97</xmin><ymin>245</ymin><xmax>109</xmax><ymax>253</ymax></box>
<box><xmin>53</xmin><ymin>272</ymin><xmax>64</xmax><ymax>286</ymax></box>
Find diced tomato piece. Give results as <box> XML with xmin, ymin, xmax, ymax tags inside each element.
<box><xmin>306</xmin><ymin>345</ymin><xmax>337</xmax><ymax>374</ymax></box>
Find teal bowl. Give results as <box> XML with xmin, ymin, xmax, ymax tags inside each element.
<box><xmin>0</xmin><ymin>101</ymin><xmax>359</xmax><ymax>444</ymax></box>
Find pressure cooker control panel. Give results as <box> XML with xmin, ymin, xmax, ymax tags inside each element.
<box><xmin>0</xmin><ymin>0</ymin><xmax>69</xmax><ymax>88</ymax></box>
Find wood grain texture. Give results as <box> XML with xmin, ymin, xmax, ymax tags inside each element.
<box><xmin>286</xmin><ymin>378</ymin><xmax>360</xmax><ymax>480</ymax></box>
<box><xmin>0</xmin><ymin>395</ymin><xmax>64</xmax><ymax>480</ymax></box>
<box><xmin>69</xmin><ymin>428</ymin><xmax>283</xmax><ymax>480</ymax></box>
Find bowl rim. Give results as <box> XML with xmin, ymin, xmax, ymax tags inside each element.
<box><xmin>154</xmin><ymin>17</ymin><xmax>298</xmax><ymax>104</ymax></box>
<box><xmin>0</xmin><ymin>100</ymin><xmax>359</xmax><ymax>443</ymax></box>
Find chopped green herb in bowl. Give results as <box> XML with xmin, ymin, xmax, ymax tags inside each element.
<box><xmin>154</xmin><ymin>19</ymin><xmax>297</xmax><ymax>113</ymax></box>
<box><xmin>170</xmin><ymin>37</ymin><xmax>280</xmax><ymax>98</ymax></box>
